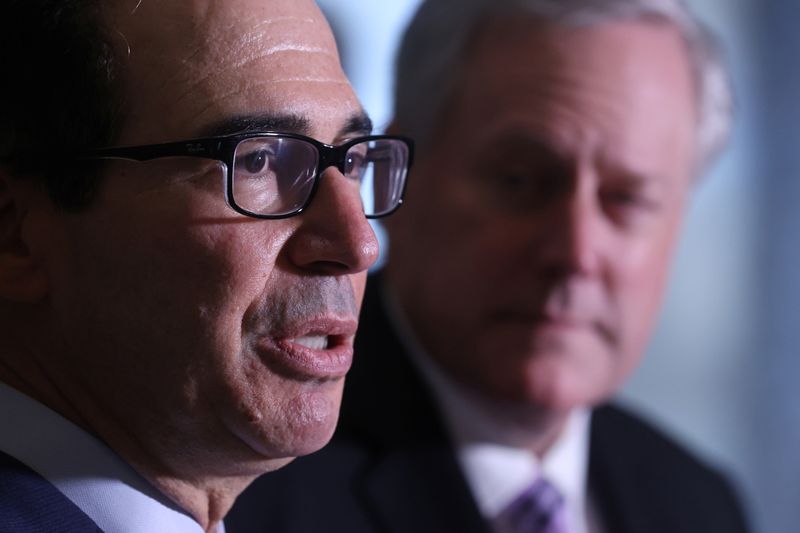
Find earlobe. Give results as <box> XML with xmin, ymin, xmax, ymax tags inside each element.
<box><xmin>0</xmin><ymin>171</ymin><xmax>49</xmax><ymax>303</ymax></box>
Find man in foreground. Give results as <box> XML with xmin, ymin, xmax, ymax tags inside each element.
<box><xmin>0</xmin><ymin>0</ymin><xmax>411</xmax><ymax>530</ymax></box>
<box><xmin>228</xmin><ymin>0</ymin><xmax>749</xmax><ymax>531</ymax></box>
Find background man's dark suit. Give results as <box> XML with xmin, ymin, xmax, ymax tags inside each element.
<box><xmin>227</xmin><ymin>276</ymin><xmax>749</xmax><ymax>533</ymax></box>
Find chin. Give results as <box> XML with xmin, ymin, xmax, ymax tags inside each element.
<box><xmin>239</xmin><ymin>415</ymin><xmax>339</xmax><ymax>467</ymax></box>
<box><xmin>288</xmin><ymin>407</ymin><xmax>341</xmax><ymax>457</ymax></box>
<box><xmin>270</xmin><ymin>388</ymin><xmax>343</xmax><ymax>458</ymax></box>
<box><xmin>225</xmin><ymin>381</ymin><xmax>343</xmax><ymax>466</ymax></box>
<box><xmin>522</xmin><ymin>363</ymin><xmax>615</xmax><ymax>413</ymax></box>
<box><xmin>478</xmin><ymin>351</ymin><xmax>609</xmax><ymax>413</ymax></box>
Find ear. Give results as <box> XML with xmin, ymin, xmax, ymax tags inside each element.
<box><xmin>0</xmin><ymin>169</ymin><xmax>49</xmax><ymax>303</ymax></box>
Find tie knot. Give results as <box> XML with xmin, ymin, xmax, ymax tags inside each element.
<box><xmin>494</xmin><ymin>477</ymin><xmax>567</xmax><ymax>533</ymax></box>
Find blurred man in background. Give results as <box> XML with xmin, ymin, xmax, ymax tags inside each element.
<box><xmin>228</xmin><ymin>0</ymin><xmax>749</xmax><ymax>531</ymax></box>
<box><xmin>0</xmin><ymin>0</ymin><xmax>411</xmax><ymax>530</ymax></box>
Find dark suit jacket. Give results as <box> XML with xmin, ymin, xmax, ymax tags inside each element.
<box><xmin>0</xmin><ymin>449</ymin><xmax>103</xmax><ymax>532</ymax></box>
<box><xmin>227</xmin><ymin>275</ymin><xmax>750</xmax><ymax>533</ymax></box>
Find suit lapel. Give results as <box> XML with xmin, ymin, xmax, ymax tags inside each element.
<box><xmin>589</xmin><ymin>406</ymin><xmax>672</xmax><ymax>533</ymax></box>
<box><xmin>343</xmin><ymin>275</ymin><xmax>489</xmax><ymax>533</ymax></box>
<box><xmin>0</xmin><ymin>449</ymin><xmax>103</xmax><ymax>532</ymax></box>
<box><xmin>359</xmin><ymin>445</ymin><xmax>488</xmax><ymax>533</ymax></box>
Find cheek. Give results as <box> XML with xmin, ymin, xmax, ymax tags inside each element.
<box><xmin>55</xmin><ymin>189</ymin><xmax>289</xmax><ymax>370</ymax></box>
<box><xmin>612</xmin><ymin>227</ymin><xmax>679</xmax><ymax>362</ymax></box>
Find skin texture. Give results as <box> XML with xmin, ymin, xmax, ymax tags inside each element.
<box><xmin>386</xmin><ymin>18</ymin><xmax>697</xmax><ymax>450</ymax></box>
<box><xmin>0</xmin><ymin>0</ymin><xmax>377</xmax><ymax>529</ymax></box>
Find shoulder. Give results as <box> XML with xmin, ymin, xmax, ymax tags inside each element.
<box><xmin>0</xmin><ymin>450</ymin><xmax>102</xmax><ymax>532</ymax></box>
<box><xmin>590</xmin><ymin>403</ymin><xmax>750</xmax><ymax>532</ymax></box>
<box><xmin>592</xmin><ymin>403</ymin><xmax>729</xmax><ymax>479</ymax></box>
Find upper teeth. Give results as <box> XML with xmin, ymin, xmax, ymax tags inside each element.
<box><xmin>293</xmin><ymin>335</ymin><xmax>329</xmax><ymax>350</ymax></box>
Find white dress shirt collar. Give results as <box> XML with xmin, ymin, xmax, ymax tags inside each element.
<box><xmin>382</xmin><ymin>281</ymin><xmax>598</xmax><ymax>533</ymax></box>
<box><xmin>0</xmin><ymin>381</ymin><xmax>223</xmax><ymax>533</ymax></box>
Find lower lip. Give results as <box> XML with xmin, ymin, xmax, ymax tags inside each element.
<box><xmin>254</xmin><ymin>337</ymin><xmax>354</xmax><ymax>381</ymax></box>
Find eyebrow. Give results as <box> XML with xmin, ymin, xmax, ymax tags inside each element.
<box><xmin>200</xmin><ymin>114</ymin><xmax>311</xmax><ymax>137</ymax></box>
<box><xmin>199</xmin><ymin>111</ymin><xmax>373</xmax><ymax>142</ymax></box>
<box><xmin>339</xmin><ymin>112</ymin><xmax>373</xmax><ymax>138</ymax></box>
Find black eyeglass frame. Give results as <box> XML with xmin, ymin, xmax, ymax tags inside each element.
<box><xmin>75</xmin><ymin>131</ymin><xmax>414</xmax><ymax>220</ymax></box>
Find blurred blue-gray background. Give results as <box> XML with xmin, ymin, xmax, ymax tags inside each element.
<box><xmin>316</xmin><ymin>1</ymin><xmax>798</xmax><ymax>531</ymax></box>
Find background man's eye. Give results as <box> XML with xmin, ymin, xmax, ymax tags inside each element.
<box><xmin>604</xmin><ymin>189</ymin><xmax>637</xmax><ymax>206</ymax></box>
<box><xmin>602</xmin><ymin>188</ymin><xmax>658</xmax><ymax>211</ymax></box>
<box><xmin>489</xmin><ymin>172</ymin><xmax>546</xmax><ymax>198</ymax></box>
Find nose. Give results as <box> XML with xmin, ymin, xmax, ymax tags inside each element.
<box><xmin>534</xmin><ymin>177</ymin><xmax>601</xmax><ymax>278</ymax></box>
<box><xmin>285</xmin><ymin>167</ymin><xmax>379</xmax><ymax>275</ymax></box>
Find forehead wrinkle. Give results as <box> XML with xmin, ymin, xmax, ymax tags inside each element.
<box><xmin>167</xmin><ymin>68</ymin><xmax>346</xmax><ymax>113</ymax></box>
<box><xmin>172</xmin><ymin>10</ymin><xmax>336</xmax><ymax>72</ymax></box>
<box><xmin>209</xmin><ymin>13</ymin><xmax>336</xmax><ymax>61</ymax></box>
<box><xmin>166</xmin><ymin>32</ymin><xmax>342</xmax><ymax>114</ymax></box>
<box><xmin>235</xmin><ymin>16</ymin><xmax>331</xmax><ymax>49</ymax></box>
<box><xmin>229</xmin><ymin>46</ymin><xmax>338</xmax><ymax>70</ymax></box>
<box><xmin>248</xmin><ymin>15</ymin><xmax>317</xmax><ymax>28</ymax></box>
<box><xmin>166</xmin><ymin>53</ymin><xmax>347</xmax><ymax>123</ymax></box>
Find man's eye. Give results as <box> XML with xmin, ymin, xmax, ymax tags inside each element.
<box><xmin>602</xmin><ymin>188</ymin><xmax>656</xmax><ymax>209</ymax></box>
<box><xmin>238</xmin><ymin>149</ymin><xmax>271</xmax><ymax>174</ymax></box>
<box><xmin>601</xmin><ymin>187</ymin><xmax>662</xmax><ymax>227</ymax></box>
<box><xmin>482</xmin><ymin>172</ymin><xmax>549</xmax><ymax>210</ymax></box>
<box><xmin>344</xmin><ymin>152</ymin><xmax>366</xmax><ymax>177</ymax></box>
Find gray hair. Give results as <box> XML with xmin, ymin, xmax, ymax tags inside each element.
<box><xmin>393</xmin><ymin>0</ymin><xmax>734</xmax><ymax>173</ymax></box>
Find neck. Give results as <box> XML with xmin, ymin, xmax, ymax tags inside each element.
<box><xmin>441</xmin><ymin>376</ymin><xmax>572</xmax><ymax>456</ymax></box>
<box><xmin>0</xmin><ymin>346</ymin><xmax>94</xmax><ymax>433</ymax></box>
<box><xmin>146</xmin><ymin>475</ymin><xmax>248</xmax><ymax>532</ymax></box>
<box><xmin>88</xmin><ymin>408</ymin><xmax>294</xmax><ymax>530</ymax></box>
<box><xmin>402</xmin><ymin>338</ymin><xmax>571</xmax><ymax>456</ymax></box>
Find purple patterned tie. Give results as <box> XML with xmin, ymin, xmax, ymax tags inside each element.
<box><xmin>493</xmin><ymin>477</ymin><xmax>569</xmax><ymax>533</ymax></box>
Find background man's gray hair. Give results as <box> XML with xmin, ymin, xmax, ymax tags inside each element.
<box><xmin>393</xmin><ymin>0</ymin><xmax>734</xmax><ymax>173</ymax></box>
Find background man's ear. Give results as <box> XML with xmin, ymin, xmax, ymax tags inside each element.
<box><xmin>0</xmin><ymin>171</ymin><xmax>49</xmax><ymax>303</ymax></box>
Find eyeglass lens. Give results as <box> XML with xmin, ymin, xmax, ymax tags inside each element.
<box><xmin>231</xmin><ymin>137</ymin><xmax>408</xmax><ymax>217</ymax></box>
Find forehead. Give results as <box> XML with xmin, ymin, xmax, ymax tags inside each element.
<box><xmin>106</xmin><ymin>0</ymin><xmax>361</xmax><ymax>143</ymax></box>
<box><xmin>449</xmin><ymin>17</ymin><xmax>696</xmax><ymax>168</ymax></box>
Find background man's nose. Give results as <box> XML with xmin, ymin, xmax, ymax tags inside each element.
<box><xmin>534</xmin><ymin>186</ymin><xmax>602</xmax><ymax>279</ymax></box>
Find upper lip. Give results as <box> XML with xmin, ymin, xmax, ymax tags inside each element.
<box><xmin>270</xmin><ymin>315</ymin><xmax>358</xmax><ymax>342</ymax></box>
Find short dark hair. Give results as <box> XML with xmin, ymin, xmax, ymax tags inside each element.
<box><xmin>0</xmin><ymin>0</ymin><xmax>125</xmax><ymax>209</ymax></box>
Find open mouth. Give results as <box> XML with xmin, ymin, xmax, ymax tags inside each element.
<box><xmin>291</xmin><ymin>334</ymin><xmax>330</xmax><ymax>351</ymax></box>
<box><xmin>254</xmin><ymin>318</ymin><xmax>358</xmax><ymax>381</ymax></box>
